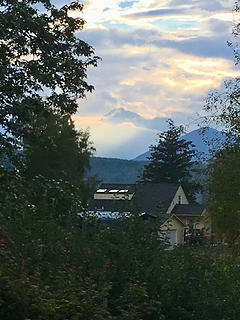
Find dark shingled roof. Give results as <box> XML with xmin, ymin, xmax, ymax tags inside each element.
<box><xmin>136</xmin><ymin>183</ymin><xmax>180</xmax><ymax>217</ymax></box>
<box><xmin>141</xmin><ymin>212</ymin><xmax>185</xmax><ymax>226</ymax></box>
<box><xmin>172</xmin><ymin>204</ymin><xmax>205</xmax><ymax>216</ymax></box>
<box><xmin>90</xmin><ymin>182</ymin><xmax>183</xmax><ymax>217</ymax></box>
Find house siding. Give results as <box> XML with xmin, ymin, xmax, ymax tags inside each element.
<box><xmin>160</xmin><ymin>217</ymin><xmax>185</xmax><ymax>245</ymax></box>
<box><xmin>178</xmin><ymin>213</ymin><xmax>211</xmax><ymax>239</ymax></box>
<box><xmin>167</xmin><ymin>186</ymin><xmax>189</xmax><ymax>213</ymax></box>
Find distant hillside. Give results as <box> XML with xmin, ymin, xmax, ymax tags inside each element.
<box><xmin>87</xmin><ymin>157</ymin><xmax>205</xmax><ymax>194</ymax></box>
<box><xmin>88</xmin><ymin>157</ymin><xmax>147</xmax><ymax>184</ymax></box>
<box><xmin>134</xmin><ymin>127</ymin><xmax>226</xmax><ymax>161</ymax></box>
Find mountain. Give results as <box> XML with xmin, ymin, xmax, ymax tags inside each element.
<box><xmin>102</xmin><ymin>107</ymin><xmax>169</xmax><ymax>131</ymax></box>
<box><xmin>134</xmin><ymin>127</ymin><xmax>226</xmax><ymax>161</ymax></box>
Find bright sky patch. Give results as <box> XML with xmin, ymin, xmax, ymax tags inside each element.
<box><xmin>119</xmin><ymin>1</ymin><xmax>136</xmax><ymax>9</ymax></box>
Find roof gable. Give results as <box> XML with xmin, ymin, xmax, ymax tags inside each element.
<box><xmin>142</xmin><ymin>212</ymin><xmax>186</xmax><ymax>227</ymax></box>
<box><xmin>171</xmin><ymin>204</ymin><xmax>205</xmax><ymax>216</ymax></box>
<box><xmin>136</xmin><ymin>182</ymin><xmax>180</xmax><ymax>216</ymax></box>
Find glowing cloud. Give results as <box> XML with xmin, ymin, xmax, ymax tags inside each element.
<box><xmin>72</xmin><ymin>114</ymin><xmax>157</xmax><ymax>158</ymax></box>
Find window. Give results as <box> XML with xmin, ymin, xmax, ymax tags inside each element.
<box><xmin>178</xmin><ymin>195</ymin><xmax>181</xmax><ymax>204</ymax></box>
<box><xmin>96</xmin><ymin>189</ymin><xmax>107</xmax><ymax>193</ymax></box>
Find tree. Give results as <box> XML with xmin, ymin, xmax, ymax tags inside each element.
<box><xmin>22</xmin><ymin>112</ymin><xmax>96</xmax><ymax>205</ymax></box>
<box><xmin>203</xmin><ymin>2</ymin><xmax>240</xmax><ymax>245</ymax></box>
<box><xmin>0</xmin><ymin>0</ymin><xmax>99</xmax><ymax>216</ymax></box>
<box><xmin>207</xmin><ymin>145</ymin><xmax>240</xmax><ymax>245</ymax></box>
<box><xmin>0</xmin><ymin>0</ymin><xmax>99</xmax><ymax>165</ymax></box>
<box><xmin>141</xmin><ymin>120</ymin><xmax>196</xmax><ymax>184</ymax></box>
<box><xmin>203</xmin><ymin>3</ymin><xmax>240</xmax><ymax>140</ymax></box>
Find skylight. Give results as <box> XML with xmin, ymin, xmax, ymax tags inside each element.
<box><xmin>119</xmin><ymin>189</ymin><xmax>129</xmax><ymax>193</ymax></box>
<box><xmin>109</xmin><ymin>189</ymin><xmax>119</xmax><ymax>193</ymax></box>
<box><xmin>96</xmin><ymin>189</ymin><xmax>107</xmax><ymax>193</ymax></box>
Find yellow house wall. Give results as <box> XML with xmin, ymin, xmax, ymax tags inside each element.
<box><xmin>167</xmin><ymin>186</ymin><xmax>189</xmax><ymax>214</ymax></box>
<box><xmin>180</xmin><ymin>216</ymin><xmax>205</xmax><ymax>229</ymax></box>
<box><xmin>160</xmin><ymin>217</ymin><xmax>185</xmax><ymax>245</ymax></box>
<box><xmin>178</xmin><ymin>213</ymin><xmax>212</xmax><ymax>238</ymax></box>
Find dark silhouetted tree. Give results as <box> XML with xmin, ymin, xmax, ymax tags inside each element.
<box><xmin>141</xmin><ymin>120</ymin><xmax>200</xmax><ymax>202</ymax></box>
<box><xmin>23</xmin><ymin>112</ymin><xmax>96</xmax><ymax>205</ymax></box>
<box><xmin>142</xmin><ymin>120</ymin><xmax>196</xmax><ymax>183</ymax></box>
<box><xmin>204</xmin><ymin>2</ymin><xmax>240</xmax><ymax>245</ymax></box>
<box><xmin>0</xmin><ymin>0</ymin><xmax>99</xmax><ymax>213</ymax></box>
<box><xmin>207</xmin><ymin>145</ymin><xmax>240</xmax><ymax>245</ymax></box>
<box><xmin>0</xmin><ymin>0</ymin><xmax>99</xmax><ymax>167</ymax></box>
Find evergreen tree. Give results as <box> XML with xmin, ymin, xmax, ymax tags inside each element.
<box><xmin>141</xmin><ymin>120</ymin><xmax>197</xmax><ymax>199</ymax></box>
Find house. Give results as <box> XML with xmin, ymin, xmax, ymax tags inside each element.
<box><xmin>171</xmin><ymin>204</ymin><xmax>211</xmax><ymax>244</ymax></box>
<box><xmin>87</xmin><ymin>182</ymin><xmax>210</xmax><ymax>247</ymax></box>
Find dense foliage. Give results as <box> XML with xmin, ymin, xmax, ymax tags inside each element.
<box><xmin>204</xmin><ymin>1</ymin><xmax>240</xmax><ymax>245</ymax></box>
<box><xmin>207</xmin><ymin>145</ymin><xmax>240</xmax><ymax>245</ymax></box>
<box><xmin>0</xmin><ymin>0</ymin><xmax>98</xmax><ymax>212</ymax></box>
<box><xmin>22</xmin><ymin>113</ymin><xmax>96</xmax><ymax>205</ymax></box>
<box><xmin>0</xmin><ymin>0</ymin><xmax>99</xmax><ymax>154</ymax></box>
<box><xmin>1</xmin><ymin>213</ymin><xmax>240</xmax><ymax>320</ymax></box>
<box><xmin>203</xmin><ymin>1</ymin><xmax>240</xmax><ymax>141</ymax></box>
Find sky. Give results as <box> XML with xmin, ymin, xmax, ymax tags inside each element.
<box><xmin>66</xmin><ymin>0</ymin><xmax>239</xmax><ymax>159</ymax></box>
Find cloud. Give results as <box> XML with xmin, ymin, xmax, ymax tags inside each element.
<box><xmin>123</xmin><ymin>8</ymin><xmax>190</xmax><ymax>19</ymax></box>
<box><xmin>69</xmin><ymin>0</ymin><xmax>239</xmax><ymax>159</ymax></box>
<box><xmin>102</xmin><ymin>107</ymin><xmax>169</xmax><ymax>130</ymax></box>
<box><xmin>70</xmin><ymin>0</ymin><xmax>234</xmax><ymax>31</ymax></box>
<box><xmin>78</xmin><ymin>27</ymin><xmax>238</xmax><ymax>121</ymax></box>
<box><xmin>81</xmin><ymin>24</ymin><xmax>233</xmax><ymax>59</ymax></box>
<box><xmin>168</xmin><ymin>0</ymin><xmax>225</xmax><ymax>12</ymax></box>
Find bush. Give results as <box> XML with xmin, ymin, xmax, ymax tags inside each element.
<box><xmin>1</xmin><ymin>211</ymin><xmax>240</xmax><ymax>319</ymax></box>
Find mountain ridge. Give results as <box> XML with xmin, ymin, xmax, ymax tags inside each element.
<box><xmin>133</xmin><ymin>127</ymin><xmax>226</xmax><ymax>161</ymax></box>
